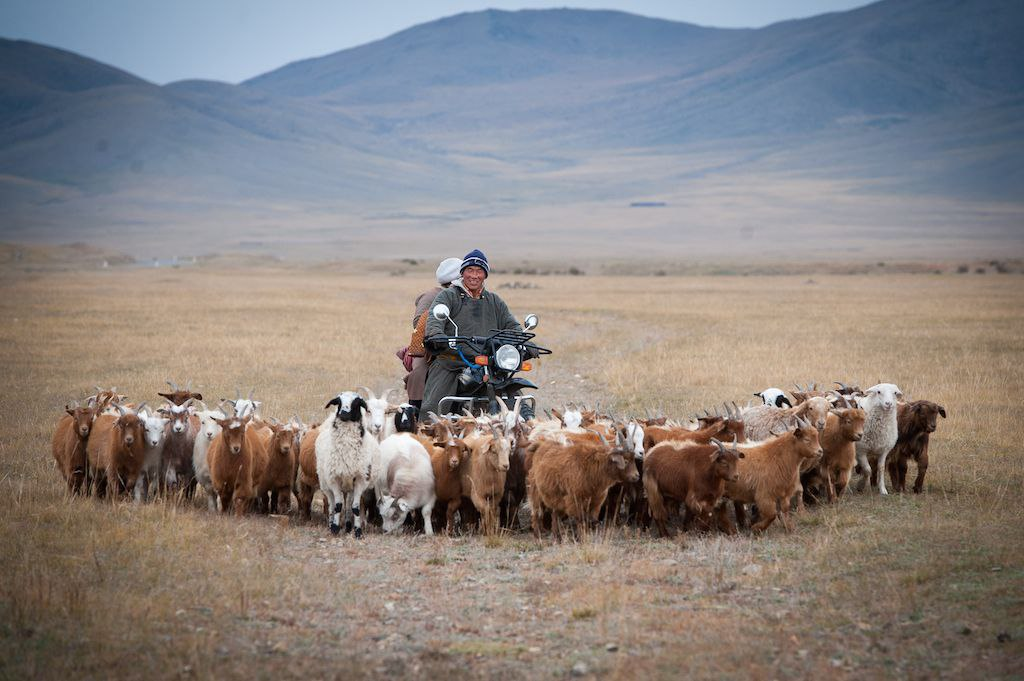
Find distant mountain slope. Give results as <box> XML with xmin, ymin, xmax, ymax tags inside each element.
<box><xmin>0</xmin><ymin>0</ymin><xmax>1021</xmax><ymax>260</ymax></box>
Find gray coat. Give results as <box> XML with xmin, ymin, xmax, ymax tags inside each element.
<box><xmin>421</xmin><ymin>284</ymin><xmax>522</xmax><ymax>415</ymax></box>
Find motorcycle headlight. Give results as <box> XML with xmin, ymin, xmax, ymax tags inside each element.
<box><xmin>495</xmin><ymin>344</ymin><xmax>521</xmax><ymax>371</ymax></box>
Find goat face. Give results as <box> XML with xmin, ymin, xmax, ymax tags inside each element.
<box><xmin>378</xmin><ymin>496</ymin><xmax>410</xmax><ymax>533</ymax></box>
<box><xmin>162</xmin><ymin>403</ymin><xmax>193</xmax><ymax>435</ymax></box>
<box><xmin>325</xmin><ymin>392</ymin><xmax>365</xmax><ymax>423</ymax></box>
<box><xmin>141</xmin><ymin>413</ymin><xmax>169</xmax><ymax>448</ymax></box>
<box><xmin>792</xmin><ymin>425</ymin><xmax>823</xmax><ymax>461</ymax></box>
<box><xmin>197</xmin><ymin>411</ymin><xmax>223</xmax><ymax>442</ymax></box>
<box><xmin>837</xmin><ymin>408</ymin><xmax>866</xmax><ymax>441</ymax></box>
<box><xmin>803</xmin><ymin>397</ymin><xmax>830</xmax><ymax>432</ymax></box>
<box><xmin>621</xmin><ymin>421</ymin><xmax>645</xmax><ymax>461</ymax></box>
<box><xmin>712</xmin><ymin>446</ymin><xmax>743</xmax><ymax>483</ymax></box>
<box><xmin>394</xmin><ymin>405</ymin><xmax>417</xmax><ymax>433</ymax></box>
<box><xmin>913</xmin><ymin>401</ymin><xmax>946</xmax><ymax>433</ymax></box>
<box><xmin>476</xmin><ymin>434</ymin><xmax>511</xmax><ymax>472</ymax></box>
<box><xmin>607</xmin><ymin>448</ymin><xmax>640</xmax><ymax>483</ymax></box>
<box><xmin>363</xmin><ymin>398</ymin><xmax>390</xmax><ymax>437</ymax></box>
<box><xmin>114</xmin><ymin>413</ymin><xmax>144</xmax><ymax>449</ymax></box>
<box><xmin>271</xmin><ymin>426</ymin><xmax>294</xmax><ymax>456</ymax></box>
<box><xmin>216</xmin><ymin>416</ymin><xmax>251</xmax><ymax>455</ymax></box>
<box><xmin>67</xmin><ymin>406</ymin><xmax>97</xmax><ymax>439</ymax></box>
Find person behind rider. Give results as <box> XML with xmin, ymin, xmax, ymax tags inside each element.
<box><xmin>420</xmin><ymin>249</ymin><xmax>534</xmax><ymax>419</ymax></box>
<box><xmin>404</xmin><ymin>257</ymin><xmax>462</xmax><ymax>413</ymax></box>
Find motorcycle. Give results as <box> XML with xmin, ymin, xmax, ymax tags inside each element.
<box><xmin>427</xmin><ymin>304</ymin><xmax>551</xmax><ymax>417</ymax></box>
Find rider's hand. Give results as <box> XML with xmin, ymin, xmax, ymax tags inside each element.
<box><xmin>425</xmin><ymin>336</ymin><xmax>452</xmax><ymax>353</ymax></box>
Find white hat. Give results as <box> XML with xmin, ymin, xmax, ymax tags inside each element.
<box><xmin>435</xmin><ymin>257</ymin><xmax>462</xmax><ymax>285</ymax></box>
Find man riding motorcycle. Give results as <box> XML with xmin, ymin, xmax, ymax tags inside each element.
<box><xmin>421</xmin><ymin>249</ymin><xmax>536</xmax><ymax>419</ymax></box>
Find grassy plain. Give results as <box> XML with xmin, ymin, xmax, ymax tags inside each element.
<box><xmin>0</xmin><ymin>262</ymin><xmax>1021</xmax><ymax>680</ymax></box>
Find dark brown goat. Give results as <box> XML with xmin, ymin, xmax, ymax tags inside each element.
<box><xmin>86</xmin><ymin>406</ymin><xmax>147</xmax><ymax>500</ymax></box>
<box><xmin>644</xmin><ymin>438</ymin><xmax>743</xmax><ymax>538</ymax></box>
<box><xmin>528</xmin><ymin>438</ymin><xmax>638</xmax><ymax>541</ymax></box>
<box><xmin>255</xmin><ymin>422</ymin><xmax>297</xmax><ymax>513</ymax></box>
<box><xmin>157</xmin><ymin>379</ymin><xmax>203</xmax><ymax>407</ymax></box>
<box><xmin>886</xmin><ymin>400</ymin><xmax>946</xmax><ymax>493</ymax></box>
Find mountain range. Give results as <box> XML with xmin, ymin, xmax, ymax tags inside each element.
<box><xmin>1</xmin><ymin>0</ymin><xmax>1022</xmax><ymax>262</ymax></box>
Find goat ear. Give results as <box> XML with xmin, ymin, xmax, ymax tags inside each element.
<box><xmin>325</xmin><ymin>396</ymin><xmax>341</xmax><ymax>409</ymax></box>
<box><xmin>397</xmin><ymin>500</ymin><xmax>411</xmax><ymax>513</ymax></box>
<box><xmin>191</xmin><ymin>392</ymin><xmax>203</xmax><ymax>400</ymax></box>
<box><xmin>938</xmin><ymin>406</ymin><xmax>947</xmax><ymax>418</ymax></box>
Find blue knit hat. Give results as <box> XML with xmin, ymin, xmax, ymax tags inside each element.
<box><xmin>460</xmin><ymin>249</ymin><xmax>489</xmax><ymax>277</ymax></box>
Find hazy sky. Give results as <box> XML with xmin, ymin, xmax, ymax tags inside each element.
<box><xmin>1</xmin><ymin>1</ymin><xmax>873</xmax><ymax>85</ymax></box>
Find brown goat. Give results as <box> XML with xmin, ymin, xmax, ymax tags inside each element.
<box><xmin>723</xmin><ymin>421</ymin><xmax>822</xmax><ymax>533</ymax></box>
<box><xmin>255</xmin><ymin>423</ymin><xmax>297</xmax><ymax>513</ymax></box>
<box><xmin>157</xmin><ymin>379</ymin><xmax>203</xmax><ymax>407</ymax></box>
<box><xmin>427</xmin><ymin>421</ymin><xmax>470</xmax><ymax>533</ymax></box>
<box><xmin>207</xmin><ymin>414</ymin><xmax>262</xmax><ymax>515</ymax></box>
<box><xmin>803</xmin><ymin>407</ymin><xmax>866</xmax><ymax>502</ymax></box>
<box><xmin>644</xmin><ymin>438</ymin><xmax>743</xmax><ymax>538</ymax></box>
<box><xmin>887</xmin><ymin>400</ymin><xmax>946</xmax><ymax>493</ymax></box>
<box><xmin>295</xmin><ymin>424</ymin><xmax>325</xmax><ymax>521</ymax></box>
<box><xmin>528</xmin><ymin>438</ymin><xmax>639</xmax><ymax>541</ymax></box>
<box><xmin>51</xmin><ymin>402</ymin><xmax>100</xmax><ymax>495</ymax></box>
<box><xmin>86</xmin><ymin>406</ymin><xmax>147</xmax><ymax>501</ymax></box>
<box><xmin>460</xmin><ymin>429</ymin><xmax>511</xmax><ymax>533</ymax></box>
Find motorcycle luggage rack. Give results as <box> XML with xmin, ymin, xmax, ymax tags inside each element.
<box><xmin>438</xmin><ymin>394</ymin><xmax>536</xmax><ymax>416</ymax></box>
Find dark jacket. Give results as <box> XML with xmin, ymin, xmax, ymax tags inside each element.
<box><xmin>425</xmin><ymin>284</ymin><xmax>521</xmax><ymax>346</ymax></box>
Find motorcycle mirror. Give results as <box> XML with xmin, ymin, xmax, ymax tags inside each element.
<box><xmin>523</xmin><ymin>313</ymin><xmax>538</xmax><ymax>331</ymax></box>
<box><xmin>432</xmin><ymin>304</ymin><xmax>451</xmax><ymax>321</ymax></box>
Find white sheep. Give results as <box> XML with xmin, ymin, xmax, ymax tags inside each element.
<box><xmin>754</xmin><ymin>388</ymin><xmax>792</xmax><ymax>408</ymax></box>
<box><xmin>377</xmin><ymin>437</ymin><xmax>436</xmax><ymax>535</ymax></box>
<box><xmin>192</xmin><ymin>405</ymin><xmax>225</xmax><ymax>511</ymax></box>
<box><xmin>315</xmin><ymin>391</ymin><xmax>377</xmax><ymax>538</ymax></box>
<box><xmin>854</xmin><ymin>382</ymin><xmax>903</xmax><ymax>495</ymax></box>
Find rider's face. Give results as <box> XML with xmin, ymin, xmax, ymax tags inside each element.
<box><xmin>462</xmin><ymin>266</ymin><xmax>486</xmax><ymax>292</ymax></box>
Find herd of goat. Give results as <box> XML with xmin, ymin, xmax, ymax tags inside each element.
<box><xmin>51</xmin><ymin>380</ymin><xmax>947</xmax><ymax>540</ymax></box>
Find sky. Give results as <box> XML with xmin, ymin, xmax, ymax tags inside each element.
<box><xmin>0</xmin><ymin>1</ymin><xmax>873</xmax><ymax>85</ymax></box>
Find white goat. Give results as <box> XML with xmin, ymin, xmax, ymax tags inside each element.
<box><xmin>134</xmin><ymin>408</ymin><xmax>169</xmax><ymax>502</ymax></box>
<box><xmin>854</xmin><ymin>382</ymin><xmax>903</xmax><ymax>494</ymax></box>
<box><xmin>192</xmin><ymin>405</ymin><xmax>225</xmax><ymax>510</ymax></box>
<box><xmin>315</xmin><ymin>391</ymin><xmax>377</xmax><ymax>538</ymax></box>
<box><xmin>377</xmin><ymin>438</ymin><xmax>436</xmax><ymax>535</ymax></box>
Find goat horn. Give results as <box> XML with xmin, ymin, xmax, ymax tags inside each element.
<box><xmin>166</xmin><ymin>379</ymin><xmax>179</xmax><ymax>391</ymax></box>
<box><xmin>427</xmin><ymin>411</ymin><xmax>442</xmax><ymax>424</ymax></box>
<box><xmin>247</xmin><ymin>387</ymin><xmax>256</xmax><ymax>401</ymax></box>
<box><xmin>543</xmin><ymin>409</ymin><xmax>552</xmax><ymax>420</ymax></box>
<box><xmin>585</xmin><ymin>427</ymin><xmax>608</xmax><ymax>446</ymax></box>
<box><xmin>235</xmin><ymin>386</ymin><xmax>241</xmax><ymax>399</ymax></box>
<box><xmin>357</xmin><ymin>386</ymin><xmax>377</xmax><ymax>401</ymax></box>
<box><xmin>185</xmin><ymin>379</ymin><xmax>193</xmax><ymax>391</ymax></box>
<box><xmin>710</xmin><ymin>437</ymin><xmax>724</xmax><ymax>451</ymax></box>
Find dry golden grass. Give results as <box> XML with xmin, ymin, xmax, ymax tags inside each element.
<box><xmin>1</xmin><ymin>264</ymin><xmax>1022</xmax><ymax>680</ymax></box>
